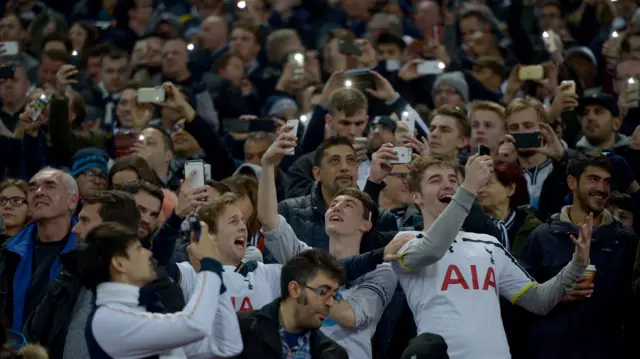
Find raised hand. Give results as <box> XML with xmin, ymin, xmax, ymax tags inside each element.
<box><xmin>369</xmin><ymin>143</ymin><xmax>398</xmax><ymax>183</ymax></box>
<box><xmin>384</xmin><ymin>233</ymin><xmax>415</xmax><ymax>262</ymax></box>
<box><xmin>532</xmin><ymin>122</ymin><xmax>565</xmax><ymax>161</ymax></box>
<box><xmin>366</xmin><ymin>70</ymin><xmax>397</xmax><ymax>101</ymax></box>
<box><xmin>570</xmin><ymin>212</ymin><xmax>593</xmax><ymax>265</ymax></box>
<box><xmin>175</xmin><ymin>172</ymin><xmax>210</xmax><ymax>219</ymax></box>
<box><xmin>190</xmin><ymin>221</ymin><xmax>221</xmax><ymax>267</ymax></box>
<box><xmin>55</xmin><ymin>65</ymin><xmax>79</xmax><ymax>97</ymax></box>
<box><xmin>462</xmin><ymin>154</ymin><xmax>494</xmax><ymax>194</ymax></box>
<box><xmin>261</xmin><ymin>128</ymin><xmax>298</xmax><ymax>167</ymax></box>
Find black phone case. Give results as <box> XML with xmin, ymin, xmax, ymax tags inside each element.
<box><xmin>512</xmin><ymin>132</ymin><xmax>542</xmax><ymax>148</ymax></box>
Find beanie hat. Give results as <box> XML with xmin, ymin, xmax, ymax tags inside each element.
<box><xmin>70</xmin><ymin>148</ymin><xmax>109</xmax><ymax>177</ymax></box>
<box><xmin>432</xmin><ymin>72</ymin><xmax>470</xmax><ymax>104</ymax></box>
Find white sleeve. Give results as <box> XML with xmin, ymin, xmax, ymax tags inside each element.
<box><xmin>183</xmin><ymin>293</ymin><xmax>243</xmax><ymax>358</ymax></box>
<box><xmin>494</xmin><ymin>242</ymin><xmax>536</xmax><ymax>302</ymax></box>
<box><xmin>91</xmin><ymin>259</ymin><xmax>226</xmax><ymax>358</ymax></box>
<box><xmin>178</xmin><ymin>261</ymin><xmax>198</xmax><ymax>302</ymax></box>
<box><xmin>348</xmin><ymin>264</ymin><xmax>398</xmax><ymax>328</ymax></box>
<box><xmin>262</xmin><ymin>215</ymin><xmax>312</xmax><ymax>264</ymax></box>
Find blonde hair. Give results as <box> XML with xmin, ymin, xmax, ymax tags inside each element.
<box><xmin>17</xmin><ymin>344</ymin><xmax>49</xmax><ymax>359</ymax></box>
<box><xmin>328</xmin><ymin>88</ymin><xmax>368</xmax><ymax>116</ymax></box>
<box><xmin>505</xmin><ymin>97</ymin><xmax>547</xmax><ymax>123</ymax></box>
<box><xmin>266</xmin><ymin>29</ymin><xmax>301</xmax><ymax>64</ymax></box>
<box><xmin>468</xmin><ymin>101</ymin><xmax>506</xmax><ymax>127</ymax></box>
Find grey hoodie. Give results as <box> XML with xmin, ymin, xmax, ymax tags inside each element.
<box><xmin>575</xmin><ymin>133</ymin><xmax>632</xmax><ymax>150</ymax></box>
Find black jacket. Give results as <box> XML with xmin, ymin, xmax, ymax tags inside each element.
<box><xmin>236</xmin><ymin>298</ymin><xmax>348</xmax><ymax>359</ymax></box>
<box><xmin>278</xmin><ymin>181</ymin><xmax>398</xmax><ymax>252</ymax></box>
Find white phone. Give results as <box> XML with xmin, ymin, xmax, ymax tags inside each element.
<box><xmin>32</xmin><ymin>94</ymin><xmax>51</xmax><ymax>121</ymax></box>
<box><xmin>417</xmin><ymin>60</ymin><xmax>445</xmax><ymax>75</ymax></box>
<box><xmin>204</xmin><ymin>164</ymin><xmax>211</xmax><ymax>181</ymax></box>
<box><xmin>386</xmin><ymin>60</ymin><xmax>402</xmax><ymax>72</ymax></box>
<box><xmin>137</xmin><ymin>88</ymin><xmax>166</xmax><ymax>103</ymax></box>
<box><xmin>391</xmin><ymin>147</ymin><xmax>412</xmax><ymax>164</ymax></box>
<box><xmin>0</xmin><ymin>42</ymin><xmax>19</xmax><ymax>56</ymax></box>
<box><xmin>354</xmin><ymin>137</ymin><xmax>368</xmax><ymax>146</ymax></box>
<box><xmin>542</xmin><ymin>31</ymin><xmax>558</xmax><ymax>53</ymax></box>
<box><xmin>184</xmin><ymin>160</ymin><xmax>205</xmax><ymax>189</ymax></box>
<box><xmin>400</xmin><ymin>111</ymin><xmax>415</xmax><ymax>136</ymax></box>
<box><xmin>287</xmin><ymin>119</ymin><xmax>299</xmax><ymax>136</ymax></box>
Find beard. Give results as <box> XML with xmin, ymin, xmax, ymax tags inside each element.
<box><xmin>576</xmin><ymin>187</ymin><xmax>607</xmax><ymax>215</ymax></box>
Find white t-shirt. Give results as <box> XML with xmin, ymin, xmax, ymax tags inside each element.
<box><xmin>523</xmin><ymin>159</ymin><xmax>553</xmax><ymax>209</ymax></box>
<box><xmin>393</xmin><ymin>230</ymin><xmax>535</xmax><ymax>359</ymax></box>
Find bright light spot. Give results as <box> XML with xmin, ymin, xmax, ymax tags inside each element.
<box><xmin>542</xmin><ymin>31</ymin><xmax>549</xmax><ymax>38</ymax></box>
<box><xmin>294</xmin><ymin>53</ymin><xmax>304</xmax><ymax>63</ymax></box>
<box><xmin>187</xmin><ymin>43</ymin><xmax>195</xmax><ymax>51</ymax></box>
<box><xmin>40</xmin><ymin>94</ymin><xmax>46</xmax><ymax>99</ymax></box>
<box><xmin>402</xmin><ymin>111</ymin><xmax>409</xmax><ymax>117</ymax></box>
<box><xmin>629</xmin><ymin>78</ymin><xmax>635</xmax><ymax>84</ymax></box>
<box><xmin>612</xmin><ymin>31</ymin><xmax>619</xmax><ymax>38</ymax></box>
<box><xmin>237</xmin><ymin>1</ymin><xmax>246</xmax><ymax>8</ymax></box>
<box><xmin>344</xmin><ymin>80</ymin><xmax>352</xmax><ymax>88</ymax></box>
<box><xmin>300</xmin><ymin>115</ymin><xmax>308</xmax><ymax>122</ymax></box>
<box><xmin>139</xmin><ymin>135</ymin><xmax>145</xmax><ymax>142</ymax></box>
<box><xmin>72</xmin><ymin>50</ymin><xmax>78</xmax><ymax>56</ymax></box>
<box><xmin>438</xmin><ymin>62</ymin><xmax>445</xmax><ymax>69</ymax></box>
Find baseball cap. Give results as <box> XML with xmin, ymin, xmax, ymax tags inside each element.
<box><xmin>400</xmin><ymin>333</ymin><xmax>449</xmax><ymax>359</ymax></box>
<box><xmin>369</xmin><ymin>116</ymin><xmax>398</xmax><ymax>132</ymax></box>
<box><xmin>578</xmin><ymin>92</ymin><xmax>620</xmax><ymax>117</ymax></box>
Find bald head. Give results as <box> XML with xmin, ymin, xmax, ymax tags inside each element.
<box><xmin>415</xmin><ymin>0</ymin><xmax>441</xmax><ymax>33</ymax></box>
<box><xmin>201</xmin><ymin>15</ymin><xmax>228</xmax><ymax>52</ymax></box>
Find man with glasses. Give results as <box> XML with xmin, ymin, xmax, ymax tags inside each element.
<box><xmin>235</xmin><ymin>249</ymin><xmax>349</xmax><ymax>359</ymax></box>
<box><xmin>377</xmin><ymin>164</ymin><xmax>420</xmax><ymax>230</ymax></box>
<box><xmin>70</xmin><ymin>148</ymin><xmax>110</xmax><ymax>198</ymax></box>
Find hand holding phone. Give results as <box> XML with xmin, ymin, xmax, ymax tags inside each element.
<box><xmin>390</xmin><ymin>147</ymin><xmax>412</xmax><ymax>164</ymax></box>
<box><xmin>339</xmin><ymin>40</ymin><xmax>363</xmax><ymax>56</ymax></box>
<box><xmin>188</xmin><ymin>215</ymin><xmax>202</xmax><ymax>242</ymax></box>
<box><xmin>138</xmin><ymin>87</ymin><xmax>166</xmax><ymax>103</ymax></box>
<box><xmin>511</xmin><ymin>132</ymin><xmax>542</xmax><ymax>148</ymax></box>
<box><xmin>184</xmin><ymin>160</ymin><xmax>206</xmax><ymax>189</ymax></box>
<box><xmin>478</xmin><ymin>144</ymin><xmax>490</xmax><ymax>156</ymax></box>
<box><xmin>0</xmin><ymin>42</ymin><xmax>19</xmax><ymax>56</ymax></box>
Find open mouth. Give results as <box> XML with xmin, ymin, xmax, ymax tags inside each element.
<box><xmin>329</xmin><ymin>215</ymin><xmax>343</xmax><ymax>223</ymax></box>
<box><xmin>590</xmin><ymin>193</ymin><xmax>606</xmax><ymax>201</ymax></box>
<box><xmin>438</xmin><ymin>195</ymin><xmax>453</xmax><ymax>204</ymax></box>
<box><xmin>234</xmin><ymin>237</ymin><xmax>246</xmax><ymax>247</ymax></box>
<box><xmin>34</xmin><ymin>202</ymin><xmax>49</xmax><ymax>208</ymax></box>
<box><xmin>336</xmin><ymin>176</ymin><xmax>352</xmax><ymax>182</ymax></box>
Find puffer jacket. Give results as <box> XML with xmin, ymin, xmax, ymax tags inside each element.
<box><xmin>277</xmin><ymin>181</ymin><xmax>398</xmax><ymax>252</ymax></box>
<box><xmin>519</xmin><ymin>206</ymin><xmax>639</xmax><ymax>359</ymax></box>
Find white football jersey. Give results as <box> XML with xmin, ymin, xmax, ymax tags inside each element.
<box><xmin>523</xmin><ymin>159</ymin><xmax>553</xmax><ymax>209</ymax></box>
<box><xmin>178</xmin><ymin>262</ymin><xmax>282</xmax><ymax>312</ymax></box>
<box><xmin>393</xmin><ymin>230</ymin><xmax>535</xmax><ymax>359</ymax></box>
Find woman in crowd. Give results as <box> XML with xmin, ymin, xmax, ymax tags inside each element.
<box><xmin>0</xmin><ymin>179</ymin><xmax>30</xmax><ymax>239</ymax></box>
<box><xmin>477</xmin><ymin>160</ymin><xmax>542</xmax><ymax>258</ymax></box>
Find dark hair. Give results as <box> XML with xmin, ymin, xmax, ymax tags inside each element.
<box><xmin>215</xmin><ymin>51</ymin><xmax>242</xmax><ymax>72</ymax></box>
<box><xmin>333</xmin><ymin>187</ymin><xmax>379</xmax><ymax>229</ymax></box>
<box><xmin>86</xmin><ymin>44</ymin><xmax>111</xmax><ymax>58</ymax></box>
<box><xmin>279</xmin><ymin>249</ymin><xmax>345</xmax><ymax>298</ymax></box>
<box><xmin>493</xmin><ymin>161</ymin><xmax>530</xmax><ymax>209</ymax></box>
<box><xmin>42</xmin><ymin>49</ymin><xmax>69</xmax><ymax>62</ymax></box>
<box><xmin>232</xmin><ymin>19</ymin><xmax>261</xmax><ymax>43</ymax></box>
<box><xmin>119</xmin><ymin>181</ymin><xmax>165</xmax><ymax>203</ymax></box>
<box><xmin>82</xmin><ymin>191</ymin><xmax>140</xmax><ymax>231</ymax></box>
<box><xmin>609</xmin><ymin>191</ymin><xmax>633</xmax><ymax>212</ymax></box>
<box><xmin>101</xmin><ymin>48</ymin><xmax>129</xmax><ymax>65</ymax></box>
<box><xmin>108</xmin><ymin>155</ymin><xmax>159</xmax><ymax>189</ymax></box>
<box><xmin>206</xmin><ymin>180</ymin><xmax>232</xmax><ymax>195</ymax></box>
<box><xmin>567</xmin><ymin>151</ymin><xmax>612</xmax><ymax>180</ymax></box>
<box><xmin>313</xmin><ymin>136</ymin><xmax>355</xmax><ymax>167</ymax></box>
<box><xmin>375</xmin><ymin>31</ymin><xmax>406</xmax><ymax>50</ymax></box>
<box><xmin>222</xmin><ymin>175</ymin><xmax>260</xmax><ymax>237</ymax></box>
<box><xmin>43</xmin><ymin>33</ymin><xmax>72</xmax><ymax>52</ymax></box>
<box><xmin>198</xmin><ymin>192</ymin><xmax>242</xmax><ymax>234</ymax></box>
<box><xmin>459</xmin><ymin>8</ymin><xmax>490</xmax><ymax>25</ymax></box>
<box><xmin>1</xmin><ymin>11</ymin><xmax>29</xmax><ymax>30</ymax></box>
<box><xmin>539</xmin><ymin>0</ymin><xmax>565</xmax><ymax>18</ymax></box>
<box><xmin>77</xmin><ymin>222</ymin><xmax>140</xmax><ymax>289</ymax></box>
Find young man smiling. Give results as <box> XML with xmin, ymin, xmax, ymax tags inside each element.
<box><xmin>392</xmin><ymin>154</ymin><xmax>592</xmax><ymax>359</ymax></box>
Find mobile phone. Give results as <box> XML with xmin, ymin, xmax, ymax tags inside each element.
<box><xmin>188</xmin><ymin>215</ymin><xmax>202</xmax><ymax>242</ymax></box>
<box><xmin>390</xmin><ymin>147</ymin><xmax>412</xmax><ymax>164</ymax></box>
<box><xmin>32</xmin><ymin>94</ymin><xmax>51</xmax><ymax>122</ymax></box>
<box><xmin>222</xmin><ymin>118</ymin><xmax>276</xmax><ymax>133</ymax></box>
<box><xmin>628</xmin><ymin>78</ymin><xmax>640</xmax><ymax>107</ymax></box>
<box><xmin>339</xmin><ymin>40</ymin><xmax>362</xmax><ymax>56</ymax></box>
<box><xmin>67</xmin><ymin>51</ymin><xmax>85</xmax><ymax>68</ymax></box>
<box><xmin>138</xmin><ymin>88</ymin><xmax>166</xmax><ymax>103</ymax></box>
<box><xmin>518</xmin><ymin>65</ymin><xmax>544</xmax><ymax>81</ymax></box>
<box><xmin>114</xmin><ymin>129</ymin><xmax>137</xmax><ymax>158</ymax></box>
<box><xmin>478</xmin><ymin>144</ymin><xmax>490</xmax><ymax>156</ymax></box>
<box><xmin>541</xmin><ymin>31</ymin><xmax>558</xmax><ymax>53</ymax></box>
<box><xmin>511</xmin><ymin>132</ymin><xmax>542</xmax><ymax>148</ymax></box>
<box><xmin>417</xmin><ymin>60</ymin><xmax>445</xmax><ymax>75</ymax></box>
<box><xmin>0</xmin><ymin>65</ymin><xmax>15</xmax><ymax>79</ymax></box>
<box><xmin>342</xmin><ymin>68</ymin><xmax>374</xmax><ymax>92</ymax></box>
<box><xmin>354</xmin><ymin>137</ymin><xmax>368</xmax><ymax>147</ymax></box>
<box><xmin>204</xmin><ymin>164</ymin><xmax>211</xmax><ymax>181</ymax></box>
<box><xmin>400</xmin><ymin>111</ymin><xmax>415</xmax><ymax>135</ymax></box>
<box><xmin>184</xmin><ymin>160</ymin><xmax>206</xmax><ymax>189</ymax></box>
<box><xmin>288</xmin><ymin>52</ymin><xmax>305</xmax><ymax>80</ymax></box>
<box><xmin>0</xmin><ymin>41</ymin><xmax>19</xmax><ymax>56</ymax></box>
<box><xmin>561</xmin><ymin>80</ymin><xmax>576</xmax><ymax>95</ymax></box>
<box><xmin>287</xmin><ymin>119</ymin><xmax>299</xmax><ymax>136</ymax></box>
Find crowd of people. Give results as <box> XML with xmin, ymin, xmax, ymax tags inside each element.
<box><xmin>0</xmin><ymin>0</ymin><xmax>639</xmax><ymax>358</ymax></box>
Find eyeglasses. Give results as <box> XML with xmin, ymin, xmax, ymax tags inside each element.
<box><xmin>82</xmin><ymin>170</ymin><xmax>107</xmax><ymax>182</ymax></box>
<box><xmin>0</xmin><ymin>197</ymin><xmax>26</xmax><ymax>206</ymax></box>
<box><xmin>302</xmin><ymin>284</ymin><xmax>342</xmax><ymax>303</ymax></box>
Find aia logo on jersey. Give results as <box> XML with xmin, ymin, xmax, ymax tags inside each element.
<box><xmin>440</xmin><ymin>264</ymin><xmax>496</xmax><ymax>291</ymax></box>
<box><xmin>231</xmin><ymin>296</ymin><xmax>254</xmax><ymax>311</ymax></box>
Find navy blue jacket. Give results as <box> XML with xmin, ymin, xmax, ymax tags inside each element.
<box><xmin>519</xmin><ymin>211</ymin><xmax>638</xmax><ymax>359</ymax></box>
